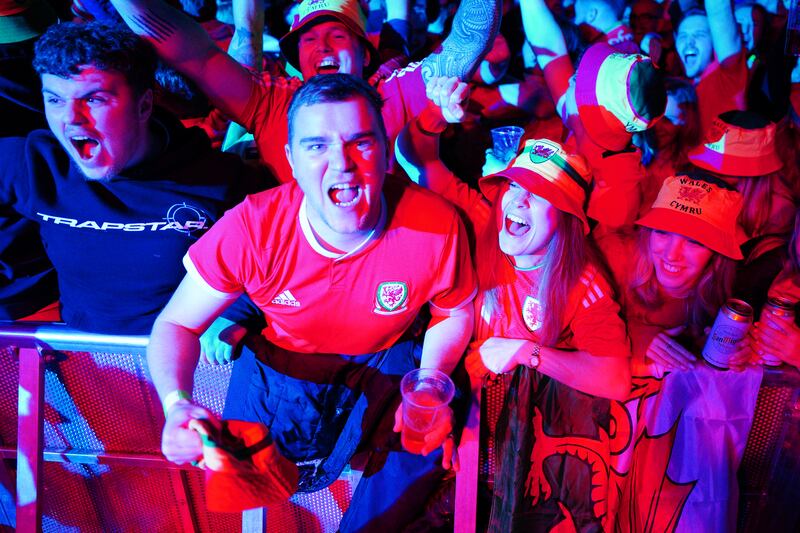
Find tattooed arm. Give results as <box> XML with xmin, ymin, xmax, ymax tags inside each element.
<box><xmin>229</xmin><ymin>0</ymin><xmax>264</xmax><ymax>71</ymax></box>
<box><xmin>109</xmin><ymin>0</ymin><xmax>255</xmax><ymax>121</ymax></box>
<box><xmin>419</xmin><ymin>0</ymin><xmax>501</xmax><ymax>83</ymax></box>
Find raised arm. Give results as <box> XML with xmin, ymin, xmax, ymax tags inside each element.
<box><xmin>520</xmin><ymin>0</ymin><xmax>574</xmax><ymax>121</ymax></box>
<box><xmin>395</xmin><ymin>76</ymin><xmax>492</xmax><ymax>227</ymax></box>
<box><xmin>109</xmin><ymin>0</ymin><xmax>255</xmax><ymax>120</ymax></box>
<box><xmin>706</xmin><ymin>0</ymin><xmax>742</xmax><ymax>64</ymax></box>
<box><xmin>228</xmin><ymin>0</ymin><xmax>265</xmax><ymax>71</ymax></box>
<box><xmin>520</xmin><ymin>0</ymin><xmax>569</xmax><ymax>70</ymax></box>
<box><xmin>420</xmin><ymin>0</ymin><xmax>501</xmax><ymax>83</ymax></box>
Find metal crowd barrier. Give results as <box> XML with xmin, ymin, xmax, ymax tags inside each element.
<box><xmin>0</xmin><ymin>321</ymin><xmax>239</xmax><ymax>532</ymax></box>
<box><xmin>738</xmin><ymin>366</ymin><xmax>800</xmax><ymax>531</ymax></box>
<box><xmin>9</xmin><ymin>318</ymin><xmax>796</xmax><ymax>531</ymax></box>
<box><xmin>0</xmin><ymin>321</ymin><xmax>479</xmax><ymax>532</ymax></box>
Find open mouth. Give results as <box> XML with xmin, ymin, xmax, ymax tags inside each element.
<box><xmin>70</xmin><ymin>135</ymin><xmax>100</xmax><ymax>160</ymax></box>
<box><xmin>504</xmin><ymin>214</ymin><xmax>531</xmax><ymax>236</ymax></box>
<box><xmin>661</xmin><ymin>261</ymin><xmax>682</xmax><ymax>274</ymax></box>
<box><xmin>328</xmin><ymin>183</ymin><xmax>362</xmax><ymax>207</ymax></box>
<box><xmin>316</xmin><ymin>57</ymin><xmax>340</xmax><ymax>74</ymax></box>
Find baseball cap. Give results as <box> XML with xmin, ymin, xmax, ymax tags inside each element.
<box><xmin>0</xmin><ymin>0</ymin><xmax>56</xmax><ymax>44</ymax></box>
<box><xmin>636</xmin><ymin>174</ymin><xmax>746</xmax><ymax>259</ymax></box>
<box><xmin>479</xmin><ymin>139</ymin><xmax>593</xmax><ymax>234</ymax></box>
<box><xmin>575</xmin><ymin>42</ymin><xmax>666</xmax><ymax>151</ymax></box>
<box><xmin>279</xmin><ymin>0</ymin><xmax>379</xmax><ymax>76</ymax></box>
<box><xmin>687</xmin><ymin>110</ymin><xmax>782</xmax><ymax>177</ymax></box>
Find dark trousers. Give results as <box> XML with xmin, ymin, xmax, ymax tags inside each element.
<box><xmin>223</xmin><ymin>337</ymin><xmax>447</xmax><ymax>532</ymax></box>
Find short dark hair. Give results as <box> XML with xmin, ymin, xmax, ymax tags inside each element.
<box><xmin>676</xmin><ymin>8</ymin><xmax>708</xmax><ymax>32</ymax></box>
<box><xmin>719</xmin><ymin>109</ymin><xmax>770</xmax><ymax>129</ymax></box>
<box><xmin>287</xmin><ymin>73</ymin><xmax>386</xmax><ymax>145</ymax></box>
<box><xmin>33</xmin><ymin>21</ymin><xmax>157</xmax><ymax>96</ymax></box>
<box><xmin>601</xmin><ymin>0</ymin><xmax>627</xmax><ymax>20</ymax></box>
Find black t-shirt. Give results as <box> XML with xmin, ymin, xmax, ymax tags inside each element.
<box><xmin>0</xmin><ymin>112</ymin><xmax>269</xmax><ymax>333</ymax></box>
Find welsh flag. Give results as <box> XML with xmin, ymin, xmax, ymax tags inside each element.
<box><xmin>611</xmin><ymin>364</ymin><xmax>762</xmax><ymax>532</ymax></box>
<box><xmin>487</xmin><ymin>364</ymin><xmax>762</xmax><ymax>532</ymax></box>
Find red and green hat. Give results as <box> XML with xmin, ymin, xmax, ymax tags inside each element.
<box><xmin>479</xmin><ymin>139</ymin><xmax>593</xmax><ymax>234</ymax></box>
<box><xmin>687</xmin><ymin>111</ymin><xmax>782</xmax><ymax>177</ymax></box>
<box><xmin>575</xmin><ymin>42</ymin><xmax>665</xmax><ymax>151</ymax></box>
<box><xmin>279</xmin><ymin>0</ymin><xmax>379</xmax><ymax>76</ymax></box>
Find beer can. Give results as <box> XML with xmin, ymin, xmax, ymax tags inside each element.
<box><xmin>759</xmin><ymin>297</ymin><xmax>797</xmax><ymax>366</ymax></box>
<box><xmin>702</xmin><ymin>299</ymin><xmax>753</xmax><ymax>369</ymax></box>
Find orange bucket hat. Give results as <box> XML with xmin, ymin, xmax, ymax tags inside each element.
<box><xmin>479</xmin><ymin>139</ymin><xmax>593</xmax><ymax>234</ymax></box>
<box><xmin>279</xmin><ymin>0</ymin><xmax>379</xmax><ymax>76</ymax></box>
<box><xmin>687</xmin><ymin>111</ymin><xmax>783</xmax><ymax>177</ymax></box>
<box><xmin>636</xmin><ymin>175</ymin><xmax>746</xmax><ymax>259</ymax></box>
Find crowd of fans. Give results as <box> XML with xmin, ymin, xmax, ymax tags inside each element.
<box><xmin>1</xmin><ymin>0</ymin><xmax>799</xmax><ymax>528</ymax></box>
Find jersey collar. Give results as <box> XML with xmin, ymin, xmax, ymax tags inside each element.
<box><xmin>299</xmin><ymin>194</ymin><xmax>387</xmax><ymax>261</ymax></box>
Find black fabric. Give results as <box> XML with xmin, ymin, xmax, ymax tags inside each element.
<box><xmin>0</xmin><ymin>111</ymin><xmax>269</xmax><ymax>333</ymax></box>
<box><xmin>0</xmin><ymin>37</ymin><xmax>58</xmax><ymax>318</ymax></box>
<box><xmin>489</xmin><ymin>367</ymin><xmax>612</xmax><ymax>533</ymax></box>
<box><xmin>734</xmin><ymin>239</ymin><xmax>789</xmax><ymax>317</ymax></box>
<box><xmin>220</xmin><ymin>293</ymin><xmax>266</xmax><ymax>333</ymax></box>
<box><xmin>0</xmin><ymin>38</ymin><xmax>48</xmax><ymax>137</ymax></box>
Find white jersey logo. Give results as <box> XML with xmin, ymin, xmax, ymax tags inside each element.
<box><xmin>272</xmin><ymin>290</ymin><xmax>300</xmax><ymax>307</ymax></box>
<box><xmin>522</xmin><ymin>296</ymin><xmax>543</xmax><ymax>332</ymax></box>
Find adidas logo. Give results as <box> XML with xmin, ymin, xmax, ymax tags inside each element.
<box><xmin>272</xmin><ymin>290</ymin><xmax>300</xmax><ymax>307</ymax></box>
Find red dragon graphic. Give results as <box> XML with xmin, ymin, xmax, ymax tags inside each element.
<box><xmin>520</xmin><ymin>374</ymin><xmax>695</xmax><ymax>531</ymax></box>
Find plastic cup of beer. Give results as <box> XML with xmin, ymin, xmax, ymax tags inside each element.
<box><xmin>400</xmin><ymin>368</ymin><xmax>455</xmax><ymax>455</ymax></box>
<box><xmin>490</xmin><ymin>126</ymin><xmax>525</xmax><ymax>164</ymax></box>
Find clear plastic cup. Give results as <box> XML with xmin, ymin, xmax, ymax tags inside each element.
<box><xmin>399</xmin><ymin>368</ymin><xmax>455</xmax><ymax>454</ymax></box>
<box><xmin>490</xmin><ymin>125</ymin><xmax>525</xmax><ymax>164</ymax></box>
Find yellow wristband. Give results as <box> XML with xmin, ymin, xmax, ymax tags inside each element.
<box><xmin>162</xmin><ymin>389</ymin><xmax>191</xmax><ymax>416</ymax></box>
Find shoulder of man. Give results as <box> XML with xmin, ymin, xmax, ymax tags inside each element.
<box><xmin>0</xmin><ymin>131</ymin><xmax>70</xmax><ymax>192</ymax></box>
<box><xmin>240</xmin><ymin>179</ymin><xmax>304</xmax><ymax>213</ymax></box>
<box><xmin>377</xmin><ymin>60</ymin><xmax>424</xmax><ymax>87</ymax></box>
<box><xmin>383</xmin><ymin>174</ymin><xmax>462</xmax><ymax>228</ymax></box>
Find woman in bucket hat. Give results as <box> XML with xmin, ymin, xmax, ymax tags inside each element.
<box><xmin>686</xmin><ymin>110</ymin><xmax>796</xmax><ymax>313</ymax></box>
<box><xmin>687</xmin><ymin>110</ymin><xmax>795</xmax><ymax>244</ymax></box>
<box><xmin>597</xmin><ymin>173</ymin><xmax>748</xmax><ymax>374</ymax></box>
<box><xmin>397</xmin><ymin>92</ymin><xmax>631</xmax><ymax>529</ymax></box>
<box><xmin>597</xmin><ymin>175</ymin><xmax>765</xmax><ymax>531</ymax></box>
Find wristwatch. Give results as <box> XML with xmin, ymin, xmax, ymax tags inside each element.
<box><xmin>527</xmin><ymin>342</ymin><xmax>542</xmax><ymax>369</ymax></box>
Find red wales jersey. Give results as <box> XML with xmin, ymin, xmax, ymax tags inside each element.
<box><xmin>420</xmin><ymin>164</ymin><xmax>629</xmax><ymax>357</ymax></box>
<box><xmin>696</xmin><ymin>51</ymin><xmax>748</xmax><ymax>139</ymax></box>
<box><xmin>474</xmin><ymin>263</ymin><xmax>630</xmax><ymax>357</ymax></box>
<box><xmin>185</xmin><ymin>175</ymin><xmax>476</xmax><ymax>355</ymax></box>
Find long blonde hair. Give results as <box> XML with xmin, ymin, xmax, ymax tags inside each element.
<box><xmin>736</xmin><ymin>171</ymin><xmax>787</xmax><ymax>238</ymax></box>
<box><xmin>628</xmin><ymin>228</ymin><xmax>735</xmax><ymax>337</ymax></box>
